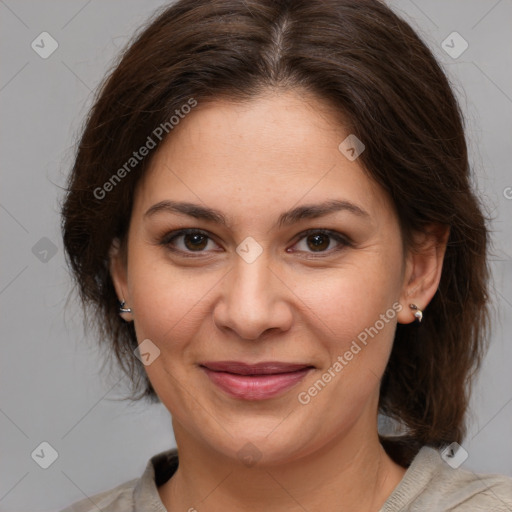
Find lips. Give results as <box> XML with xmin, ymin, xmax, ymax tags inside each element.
<box><xmin>200</xmin><ymin>361</ymin><xmax>313</xmax><ymax>375</ymax></box>
<box><xmin>200</xmin><ymin>361</ymin><xmax>314</xmax><ymax>400</ymax></box>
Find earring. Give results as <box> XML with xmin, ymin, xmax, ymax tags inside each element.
<box><xmin>119</xmin><ymin>300</ymin><xmax>132</xmax><ymax>314</ymax></box>
<box><xmin>409</xmin><ymin>304</ymin><xmax>423</xmax><ymax>323</ymax></box>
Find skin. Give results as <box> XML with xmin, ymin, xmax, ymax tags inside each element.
<box><xmin>110</xmin><ymin>89</ymin><xmax>448</xmax><ymax>512</ymax></box>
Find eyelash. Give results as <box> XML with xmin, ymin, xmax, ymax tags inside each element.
<box><xmin>159</xmin><ymin>228</ymin><xmax>352</xmax><ymax>258</ymax></box>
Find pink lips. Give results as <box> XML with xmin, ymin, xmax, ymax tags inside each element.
<box><xmin>200</xmin><ymin>361</ymin><xmax>314</xmax><ymax>400</ymax></box>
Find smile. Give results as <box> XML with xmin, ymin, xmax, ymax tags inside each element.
<box><xmin>200</xmin><ymin>361</ymin><xmax>314</xmax><ymax>400</ymax></box>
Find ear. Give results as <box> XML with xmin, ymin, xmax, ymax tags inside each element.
<box><xmin>397</xmin><ymin>224</ymin><xmax>450</xmax><ymax>324</ymax></box>
<box><xmin>109</xmin><ymin>237</ymin><xmax>133</xmax><ymax>322</ymax></box>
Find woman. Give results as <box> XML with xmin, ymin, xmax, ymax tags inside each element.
<box><xmin>60</xmin><ymin>0</ymin><xmax>512</xmax><ymax>510</ymax></box>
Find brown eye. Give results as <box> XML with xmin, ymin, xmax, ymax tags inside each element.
<box><xmin>290</xmin><ymin>229</ymin><xmax>351</xmax><ymax>256</ymax></box>
<box><xmin>160</xmin><ymin>229</ymin><xmax>220</xmax><ymax>255</ymax></box>
<box><xmin>183</xmin><ymin>232</ymin><xmax>208</xmax><ymax>251</ymax></box>
<box><xmin>306</xmin><ymin>233</ymin><xmax>330</xmax><ymax>251</ymax></box>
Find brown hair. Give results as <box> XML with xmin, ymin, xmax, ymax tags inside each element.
<box><xmin>61</xmin><ymin>0</ymin><xmax>490</xmax><ymax>466</ymax></box>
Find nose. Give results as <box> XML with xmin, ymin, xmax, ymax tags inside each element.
<box><xmin>213</xmin><ymin>253</ymin><xmax>294</xmax><ymax>341</ymax></box>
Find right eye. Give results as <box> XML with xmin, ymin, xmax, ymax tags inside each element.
<box><xmin>160</xmin><ymin>228</ymin><xmax>223</xmax><ymax>256</ymax></box>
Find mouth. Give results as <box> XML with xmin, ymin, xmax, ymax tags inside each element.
<box><xmin>199</xmin><ymin>361</ymin><xmax>315</xmax><ymax>400</ymax></box>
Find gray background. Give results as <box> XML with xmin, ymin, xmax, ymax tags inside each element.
<box><xmin>0</xmin><ymin>0</ymin><xmax>511</xmax><ymax>510</ymax></box>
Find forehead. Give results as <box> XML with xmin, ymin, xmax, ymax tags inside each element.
<box><xmin>134</xmin><ymin>90</ymin><xmax>393</xmax><ymax>226</ymax></box>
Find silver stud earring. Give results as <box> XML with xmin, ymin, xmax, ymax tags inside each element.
<box><xmin>119</xmin><ymin>300</ymin><xmax>132</xmax><ymax>314</ymax></box>
<box><xmin>409</xmin><ymin>304</ymin><xmax>423</xmax><ymax>323</ymax></box>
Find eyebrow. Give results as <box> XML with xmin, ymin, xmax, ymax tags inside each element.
<box><xmin>144</xmin><ymin>199</ymin><xmax>370</xmax><ymax>228</ymax></box>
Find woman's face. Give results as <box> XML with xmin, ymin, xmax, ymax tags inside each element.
<box><xmin>111</xmin><ymin>90</ymin><xmax>416</xmax><ymax>465</ymax></box>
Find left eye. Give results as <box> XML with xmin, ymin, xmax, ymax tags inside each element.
<box><xmin>290</xmin><ymin>229</ymin><xmax>350</xmax><ymax>254</ymax></box>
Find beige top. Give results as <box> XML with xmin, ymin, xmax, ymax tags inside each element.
<box><xmin>60</xmin><ymin>446</ymin><xmax>512</xmax><ymax>511</ymax></box>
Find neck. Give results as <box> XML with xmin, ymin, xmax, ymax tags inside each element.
<box><xmin>158</xmin><ymin>418</ymin><xmax>406</xmax><ymax>512</ymax></box>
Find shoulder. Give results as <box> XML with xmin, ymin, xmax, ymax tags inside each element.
<box><xmin>58</xmin><ymin>448</ymin><xmax>179</xmax><ymax>512</ymax></box>
<box><xmin>58</xmin><ymin>477</ymin><xmax>138</xmax><ymax>512</ymax></box>
<box><xmin>428</xmin><ymin>457</ymin><xmax>512</xmax><ymax>511</ymax></box>
<box><xmin>382</xmin><ymin>445</ymin><xmax>512</xmax><ymax>512</ymax></box>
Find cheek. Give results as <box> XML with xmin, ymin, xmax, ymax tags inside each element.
<box><xmin>127</xmin><ymin>260</ymin><xmax>219</xmax><ymax>405</ymax></box>
<box><xmin>294</xmin><ymin>267</ymin><xmax>400</xmax><ymax>421</ymax></box>
<box><xmin>127</xmin><ymin>253</ymin><xmax>220</xmax><ymax>349</ymax></box>
<box><xmin>294</xmin><ymin>257</ymin><xmax>401</xmax><ymax>345</ymax></box>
